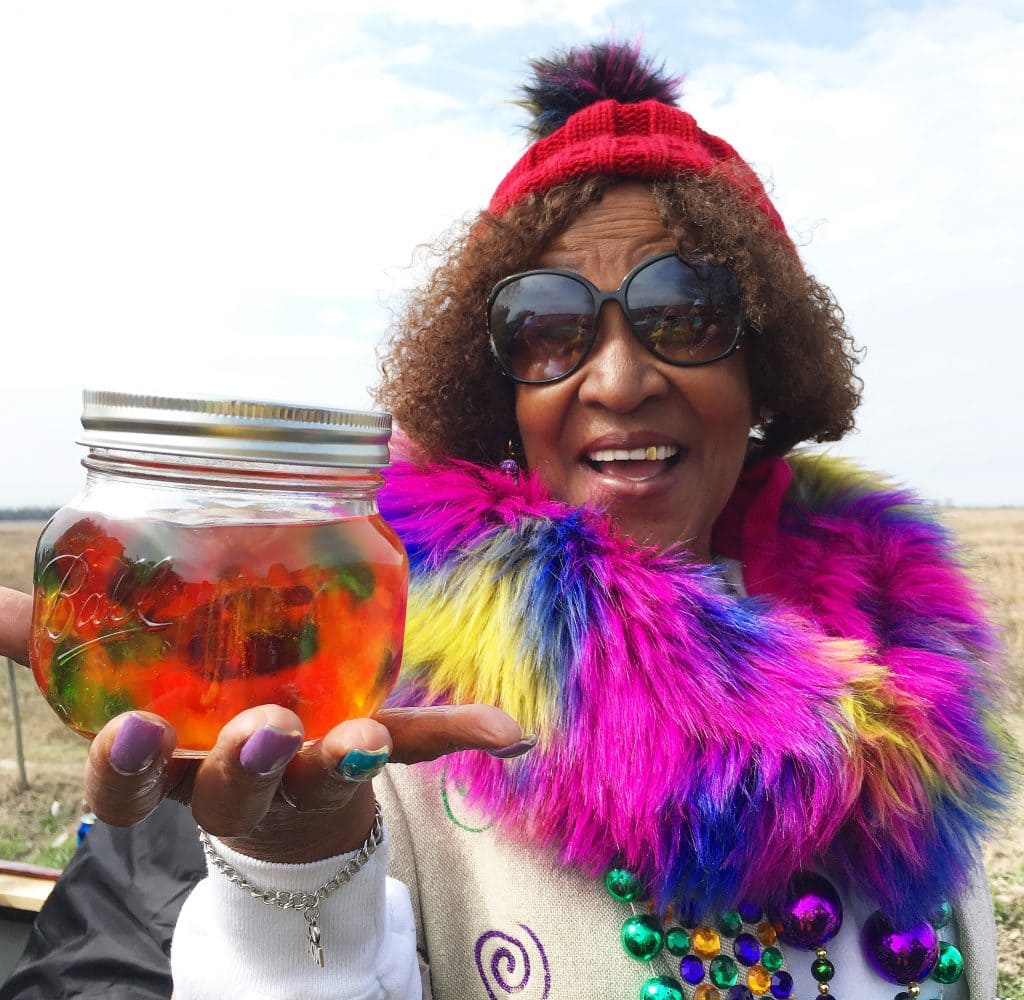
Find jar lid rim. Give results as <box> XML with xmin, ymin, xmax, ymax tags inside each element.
<box><xmin>79</xmin><ymin>390</ymin><xmax>392</xmax><ymax>468</ymax></box>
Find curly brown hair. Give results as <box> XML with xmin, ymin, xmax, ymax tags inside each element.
<box><xmin>377</xmin><ymin>173</ymin><xmax>861</xmax><ymax>463</ymax></box>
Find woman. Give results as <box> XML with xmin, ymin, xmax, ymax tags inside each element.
<box><xmin>0</xmin><ymin>42</ymin><xmax>1010</xmax><ymax>999</ymax></box>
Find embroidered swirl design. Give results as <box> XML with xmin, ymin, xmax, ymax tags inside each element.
<box><xmin>440</xmin><ymin>766</ymin><xmax>494</xmax><ymax>833</ymax></box>
<box><xmin>474</xmin><ymin>923</ymin><xmax>551</xmax><ymax>998</ymax></box>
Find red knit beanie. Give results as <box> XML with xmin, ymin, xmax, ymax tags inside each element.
<box><xmin>488</xmin><ymin>42</ymin><xmax>793</xmax><ymax>250</ymax></box>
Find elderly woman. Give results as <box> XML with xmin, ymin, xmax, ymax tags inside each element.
<box><xmin>0</xmin><ymin>41</ymin><xmax>1010</xmax><ymax>1000</ymax></box>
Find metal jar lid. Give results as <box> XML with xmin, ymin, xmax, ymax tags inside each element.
<box><xmin>78</xmin><ymin>390</ymin><xmax>392</xmax><ymax>469</ymax></box>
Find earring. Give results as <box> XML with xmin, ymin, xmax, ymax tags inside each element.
<box><xmin>500</xmin><ymin>438</ymin><xmax>521</xmax><ymax>477</ymax></box>
<box><xmin>759</xmin><ymin>406</ymin><xmax>774</xmax><ymax>425</ymax></box>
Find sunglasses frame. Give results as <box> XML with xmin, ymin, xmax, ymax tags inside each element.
<box><xmin>487</xmin><ymin>251</ymin><xmax>748</xmax><ymax>385</ymax></box>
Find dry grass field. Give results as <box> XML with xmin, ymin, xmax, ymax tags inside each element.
<box><xmin>2</xmin><ymin>513</ymin><xmax>1023</xmax><ymax>993</ymax></box>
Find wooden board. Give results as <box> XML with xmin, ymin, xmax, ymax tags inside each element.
<box><xmin>0</xmin><ymin>862</ymin><xmax>59</xmax><ymax>913</ymax></box>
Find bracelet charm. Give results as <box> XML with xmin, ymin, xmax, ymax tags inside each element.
<box><xmin>198</xmin><ymin>799</ymin><xmax>384</xmax><ymax>968</ymax></box>
<box><xmin>305</xmin><ymin>906</ymin><xmax>325</xmax><ymax>968</ymax></box>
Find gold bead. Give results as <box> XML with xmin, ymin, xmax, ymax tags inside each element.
<box><xmin>817</xmin><ymin>985</ymin><xmax>830</xmax><ymax>996</ymax></box>
<box><xmin>691</xmin><ymin>926</ymin><xmax>722</xmax><ymax>959</ymax></box>
<box><xmin>815</xmin><ymin>948</ymin><xmax>828</xmax><ymax>959</ymax></box>
<box><xmin>746</xmin><ymin>965</ymin><xmax>772</xmax><ymax>994</ymax></box>
<box><xmin>693</xmin><ymin>986</ymin><xmax>721</xmax><ymax>1000</ymax></box>
<box><xmin>908</xmin><ymin>985</ymin><xmax>921</xmax><ymax>997</ymax></box>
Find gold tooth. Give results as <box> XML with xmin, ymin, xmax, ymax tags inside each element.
<box><xmin>646</xmin><ymin>445</ymin><xmax>657</xmax><ymax>461</ymax></box>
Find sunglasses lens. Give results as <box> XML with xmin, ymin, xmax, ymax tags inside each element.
<box><xmin>627</xmin><ymin>256</ymin><xmax>742</xmax><ymax>364</ymax></box>
<box><xmin>490</xmin><ymin>274</ymin><xmax>594</xmax><ymax>381</ymax></box>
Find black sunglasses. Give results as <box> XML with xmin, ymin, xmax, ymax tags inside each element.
<box><xmin>487</xmin><ymin>251</ymin><xmax>746</xmax><ymax>384</ymax></box>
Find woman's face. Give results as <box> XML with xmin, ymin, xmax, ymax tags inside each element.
<box><xmin>514</xmin><ymin>183</ymin><xmax>756</xmax><ymax>557</ymax></box>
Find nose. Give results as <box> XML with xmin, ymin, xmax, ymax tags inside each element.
<box><xmin>575</xmin><ymin>301</ymin><xmax>669</xmax><ymax>412</ymax></box>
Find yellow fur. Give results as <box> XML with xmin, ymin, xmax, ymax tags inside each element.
<box><xmin>402</xmin><ymin>560</ymin><xmax>556</xmax><ymax>735</ymax></box>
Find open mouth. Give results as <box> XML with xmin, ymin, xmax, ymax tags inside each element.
<box><xmin>584</xmin><ymin>444</ymin><xmax>682</xmax><ymax>480</ymax></box>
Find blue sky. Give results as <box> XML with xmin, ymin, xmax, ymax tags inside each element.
<box><xmin>1</xmin><ymin>0</ymin><xmax>1021</xmax><ymax>506</ymax></box>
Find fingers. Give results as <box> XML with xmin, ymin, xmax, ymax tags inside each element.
<box><xmin>213</xmin><ymin>717</ymin><xmax>390</xmax><ymax>862</ymax></box>
<box><xmin>273</xmin><ymin>705</ymin><xmax>527</xmax><ymax>820</ymax></box>
<box><xmin>226</xmin><ymin>705</ymin><xmax>532</xmax><ymax>861</ymax></box>
<box><xmin>189</xmin><ymin>705</ymin><xmax>304</xmax><ymax>837</ymax></box>
<box><xmin>87</xmin><ymin>707</ymin><xmax>307</xmax><ymax>837</ymax></box>
<box><xmin>86</xmin><ymin>712</ymin><xmax>179</xmax><ymax>826</ymax></box>
<box><xmin>286</xmin><ymin>716</ymin><xmax>394</xmax><ymax>805</ymax></box>
<box><xmin>0</xmin><ymin>588</ymin><xmax>31</xmax><ymax>666</ymax></box>
<box><xmin>375</xmin><ymin>704</ymin><xmax>534</xmax><ymax>764</ymax></box>
<box><xmin>86</xmin><ymin>702</ymin><xmax>536</xmax><ymax>864</ymax></box>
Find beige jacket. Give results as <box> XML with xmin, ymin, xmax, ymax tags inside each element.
<box><xmin>379</xmin><ymin>764</ymin><xmax>996</xmax><ymax>1000</ymax></box>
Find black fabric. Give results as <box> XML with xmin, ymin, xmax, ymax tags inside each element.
<box><xmin>1</xmin><ymin>799</ymin><xmax>204</xmax><ymax>1000</ymax></box>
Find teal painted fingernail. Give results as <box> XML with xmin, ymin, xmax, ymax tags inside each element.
<box><xmin>338</xmin><ymin>747</ymin><xmax>390</xmax><ymax>781</ymax></box>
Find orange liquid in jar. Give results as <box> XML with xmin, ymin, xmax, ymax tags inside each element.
<box><xmin>29</xmin><ymin>508</ymin><xmax>408</xmax><ymax>754</ymax></box>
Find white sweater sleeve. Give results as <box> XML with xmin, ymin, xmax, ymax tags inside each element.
<box><xmin>170</xmin><ymin>827</ymin><xmax>422</xmax><ymax>1000</ymax></box>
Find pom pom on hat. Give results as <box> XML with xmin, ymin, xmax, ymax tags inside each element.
<box><xmin>518</xmin><ymin>40</ymin><xmax>684</xmax><ymax>139</ymax></box>
<box><xmin>489</xmin><ymin>40</ymin><xmax>795</xmax><ymax>251</ymax></box>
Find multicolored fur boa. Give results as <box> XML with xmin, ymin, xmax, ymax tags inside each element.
<box><xmin>380</xmin><ymin>453</ymin><xmax>1011</xmax><ymax>924</ymax></box>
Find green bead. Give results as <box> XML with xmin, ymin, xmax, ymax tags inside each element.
<box><xmin>931</xmin><ymin>940</ymin><xmax>965</xmax><ymax>984</ymax></box>
<box><xmin>929</xmin><ymin>901</ymin><xmax>952</xmax><ymax>930</ymax></box>
<box><xmin>811</xmin><ymin>957</ymin><xmax>835</xmax><ymax>982</ymax></box>
<box><xmin>605</xmin><ymin>867</ymin><xmax>642</xmax><ymax>902</ymax></box>
<box><xmin>709</xmin><ymin>954</ymin><xmax>739</xmax><ymax>988</ymax></box>
<box><xmin>718</xmin><ymin>909</ymin><xmax>743</xmax><ymax>937</ymax></box>
<box><xmin>621</xmin><ymin>914</ymin><xmax>664</xmax><ymax>961</ymax></box>
<box><xmin>665</xmin><ymin>926</ymin><xmax>691</xmax><ymax>956</ymax></box>
<box><xmin>640</xmin><ymin>975</ymin><xmax>685</xmax><ymax>1000</ymax></box>
<box><xmin>761</xmin><ymin>945</ymin><xmax>784</xmax><ymax>972</ymax></box>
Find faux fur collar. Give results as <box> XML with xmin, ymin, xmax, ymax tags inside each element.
<box><xmin>380</xmin><ymin>454</ymin><xmax>1010</xmax><ymax>922</ymax></box>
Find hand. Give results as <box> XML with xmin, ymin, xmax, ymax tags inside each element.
<box><xmin>86</xmin><ymin>702</ymin><xmax>533</xmax><ymax>863</ymax></box>
<box><xmin>0</xmin><ymin>582</ymin><xmax>529</xmax><ymax>862</ymax></box>
<box><xmin>0</xmin><ymin>587</ymin><xmax>31</xmax><ymax>666</ymax></box>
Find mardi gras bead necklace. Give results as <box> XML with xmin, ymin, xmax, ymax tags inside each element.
<box><xmin>604</xmin><ymin>867</ymin><xmax>965</xmax><ymax>1000</ymax></box>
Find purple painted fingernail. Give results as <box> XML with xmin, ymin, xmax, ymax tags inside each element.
<box><xmin>485</xmin><ymin>733</ymin><xmax>539</xmax><ymax>759</ymax></box>
<box><xmin>240</xmin><ymin>726</ymin><xmax>302</xmax><ymax>775</ymax></box>
<box><xmin>110</xmin><ymin>714</ymin><xmax>165</xmax><ymax>775</ymax></box>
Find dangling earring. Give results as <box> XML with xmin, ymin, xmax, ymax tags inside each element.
<box><xmin>500</xmin><ymin>438</ymin><xmax>521</xmax><ymax>477</ymax></box>
<box><xmin>749</xmin><ymin>406</ymin><xmax>773</xmax><ymax>448</ymax></box>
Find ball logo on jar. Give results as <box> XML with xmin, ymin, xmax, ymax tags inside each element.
<box><xmin>38</xmin><ymin>552</ymin><xmax>175</xmax><ymax>651</ymax></box>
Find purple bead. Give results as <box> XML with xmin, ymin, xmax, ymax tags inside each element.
<box><xmin>770</xmin><ymin>970</ymin><xmax>794</xmax><ymax>998</ymax></box>
<box><xmin>680</xmin><ymin>955</ymin><xmax>705</xmax><ymax>985</ymax></box>
<box><xmin>733</xmin><ymin>932</ymin><xmax>761</xmax><ymax>966</ymax></box>
<box><xmin>499</xmin><ymin>459</ymin><xmax>520</xmax><ymax>477</ymax></box>
<box><xmin>860</xmin><ymin>910</ymin><xmax>939</xmax><ymax>984</ymax></box>
<box><xmin>777</xmin><ymin>872</ymin><xmax>843</xmax><ymax>949</ymax></box>
<box><xmin>727</xmin><ymin>988</ymin><xmax>754</xmax><ymax>1000</ymax></box>
<box><xmin>738</xmin><ymin>900</ymin><xmax>763</xmax><ymax>923</ymax></box>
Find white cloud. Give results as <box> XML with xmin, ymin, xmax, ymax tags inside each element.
<box><xmin>337</xmin><ymin>0</ymin><xmax>624</xmax><ymax>29</ymax></box>
<box><xmin>681</xmin><ymin>2</ymin><xmax>1024</xmax><ymax>503</ymax></box>
<box><xmin>0</xmin><ymin>2</ymin><xmax>1021</xmax><ymax>505</ymax></box>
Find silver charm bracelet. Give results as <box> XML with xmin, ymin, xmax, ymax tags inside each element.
<box><xmin>197</xmin><ymin>800</ymin><xmax>384</xmax><ymax>968</ymax></box>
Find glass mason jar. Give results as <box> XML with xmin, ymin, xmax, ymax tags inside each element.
<box><xmin>30</xmin><ymin>391</ymin><xmax>408</xmax><ymax>756</ymax></box>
